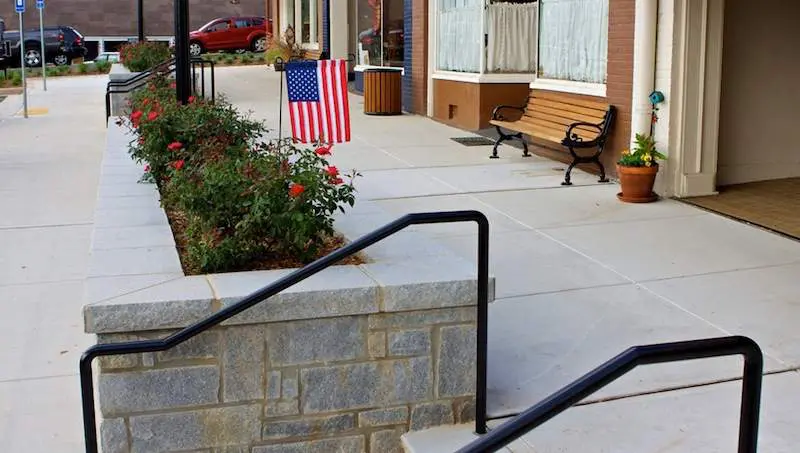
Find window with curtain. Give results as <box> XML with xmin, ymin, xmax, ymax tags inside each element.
<box><xmin>537</xmin><ymin>0</ymin><xmax>608</xmax><ymax>83</ymax></box>
<box><xmin>487</xmin><ymin>1</ymin><xmax>538</xmax><ymax>73</ymax></box>
<box><xmin>355</xmin><ymin>0</ymin><xmax>404</xmax><ymax>67</ymax></box>
<box><xmin>437</xmin><ymin>0</ymin><xmax>483</xmax><ymax>72</ymax></box>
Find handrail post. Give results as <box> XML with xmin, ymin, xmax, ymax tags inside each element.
<box><xmin>475</xmin><ymin>214</ymin><xmax>489</xmax><ymax>435</ymax></box>
<box><xmin>738</xmin><ymin>342</ymin><xmax>763</xmax><ymax>453</ymax></box>
<box><xmin>80</xmin><ymin>352</ymin><xmax>99</xmax><ymax>453</ymax></box>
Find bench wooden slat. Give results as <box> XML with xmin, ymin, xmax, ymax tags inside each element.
<box><xmin>522</xmin><ymin>114</ymin><xmax>600</xmax><ymax>137</ymax></box>
<box><xmin>531</xmin><ymin>90</ymin><xmax>609</xmax><ymax>111</ymax></box>
<box><xmin>528</xmin><ymin>98</ymin><xmax>607</xmax><ymax>120</ymax></box>
<box><xmin>517</xmin><ymin>117</ymin><xmax>599</xmax><ymax>141</ymax></box>
<box><xmin>491</xmin><ymin>120</ymin><xmax>567</xmax><ymax>144</ymax></box>
<box><xmin>526</xmin><ymin>105</ymin><xmax>606</xmax><ymax>125</ymax></box>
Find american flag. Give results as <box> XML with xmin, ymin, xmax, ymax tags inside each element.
<box><xmin>286</xmin><ymin>59</ymin><xmax>351</xmax><ymax>144</ymax></box>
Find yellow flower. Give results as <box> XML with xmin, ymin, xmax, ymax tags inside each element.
<box><xmin>621</xmin><ymin>149</ymin><xmax>630</xmax><ymax>156</ymax></box>
<box><xmin>644</xmin><ymin>154</ymin><xmax>653</xmax><ymax>161</ymax></box>
<box><xmin>645</xmin><ymin>161</ymin><xmax>652</xmax><ymax>167</ymax></box>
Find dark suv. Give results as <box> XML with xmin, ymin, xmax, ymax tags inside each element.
<box><xmin>1</xmin><ymin>25</ymin><xmax>87</xmax><ymax>68</ymax></box>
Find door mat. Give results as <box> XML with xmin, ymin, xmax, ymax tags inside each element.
<box><xmin>450</xmin><ymin>136</ymin><xmax>496</xmax><ymax>146</ymax></box>
<box><xmin>681</xmin><ymin>177</ymin><xmax>800</xmax><ymax>241</ymax></box>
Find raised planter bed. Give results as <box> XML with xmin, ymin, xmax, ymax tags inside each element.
<box><xmin>83</xmin><ymin>120</ymin><xmax>495</xmax><ymax>453</ymax></box>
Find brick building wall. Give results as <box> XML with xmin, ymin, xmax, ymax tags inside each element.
<box><xmin>0</xmin><ymin>0</ymin><xmax>265</xmax><ymax>37</ymax></box>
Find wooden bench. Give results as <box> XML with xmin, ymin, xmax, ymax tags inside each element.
<box><xmin>490</xmin><ymin>91</ymin><xmax>616</xmax><ymax>185</ymax></box>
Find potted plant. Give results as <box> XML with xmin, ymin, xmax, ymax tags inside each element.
<box><xmin>616</xmin><ymin>133</ymin><xmax>666</xmax><ymax>203</ymax></box>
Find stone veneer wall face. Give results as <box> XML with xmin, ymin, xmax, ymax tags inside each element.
<box><xmin>97</xmin><ymin>308</ymin><xmax>477</xmax><ymax>453</ymax></box>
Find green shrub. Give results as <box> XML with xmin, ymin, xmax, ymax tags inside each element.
<box><xmin>45</xmin><ymin>67</ymin><xmax>59</xmax><ymax>77</ymax></box>
<box><xmin>95</xmin><ymin>61</ymin><xmax>112</xmax><ymax>73</ymax></box>
<box><xmin>121</xmin><ymin>75</ymin><xmax>358</xmax><ymax>273</ymax></box>
<box><xmin>222</xmin><ymin>55</ymin><xmax>236</xmax><ymax>65</ymax></box>
<box><xmin>119</xmin><ymin>41</ymin><xmax>171</xmax><ymax>72</ymax></box>
<box><xmin>9</xmin><ymin>71</ymin><xmax>22</xmax><ymax>86</ymax></box>
<box><xmin>78</xmin><ymin>62</ymin><xmax>89</xmax><ymax>74</ymax></box>
<box><xmin>57</xmin><ymin>65</ymin><xmax>70</xmax><ymax>76</ymax></box>
<box><xmin>240</xmin><ymin>53</ymin><xmax>253</xmax><ymax>64</ymax></box>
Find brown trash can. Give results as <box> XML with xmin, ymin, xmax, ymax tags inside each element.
<box><xmin>363</xmin><ymin>68</ymin><xmax>402</xmax><ymax>116</ymax></box>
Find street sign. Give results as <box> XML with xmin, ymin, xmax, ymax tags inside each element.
<box><xmin>36</xmin><ymin>0</ymin><xmax>44</xmax><ymax>9</ymax></box>
<box><xmin>15</xmin><ymin>0</ymin><xmax>24</xmax><ymax>13</ymax></box>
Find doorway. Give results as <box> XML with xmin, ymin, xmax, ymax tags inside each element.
<box><xmin>683</xmin><ymin>0</ymin><xmax>800</xmax><ymax>239</ymax></box>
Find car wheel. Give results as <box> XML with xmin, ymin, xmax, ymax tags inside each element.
<box><xmin>189</xmin><ymin>42</ymin><xmax>203</xmax><ymax>57</ymax></box>
<box><xmin>24</xmin><ymin>48</ymin><xmax>42</xmax><ymax>67</ymax></box>
<box><xmin>53</xmin><ymin>54</ymin><xmax>70</xmax><ymax>66</ymax></box>
<box><xmin>252</xmin><ymin>36</ymin><xmax>267</xmax><ymax>52</ymax></box>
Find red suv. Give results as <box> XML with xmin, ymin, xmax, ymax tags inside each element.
<box><xmin>188</xmin><ymin>16</ymin><xmax>272</xmax><ymax>56</ymax></box>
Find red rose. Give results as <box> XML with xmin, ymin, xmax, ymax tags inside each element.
<box><xmin>168</xmin><ymin>142</ymin><xmax>183</xmax><ymax>151</ymax></box>
<box><xmin>325</xmin><ymin>166</ymin><xmax>339</xmax><ymax>177</ymax></box>
<box><xmin>144</xmin><ymin>164</ymin><xmax>150</xmax><ymax>172</ymax></box>
<box><xmin>138</xmin><ymin>137</ymin><xmax>145</xmax><ymax>144</ymax></box>
<box><xmin>332</xmin><ymin>177</ymin><xmax>344</xmax><ymax>185</ymax></box>
<box><xmin>172</xmin><ymin>160</ymin><xmax>185</xmax><ymax>170</ymax></box>
<box><xmin>170</xmin><ymin>82</ymin><xmax>177</xmax><ymax>89</ymax></box>
<box><xmin>142</xmin><ymin>98</ymin><xmax>150</xmax><ymax>106</ymax></box>
<box><xmin>130</xmin><ymin>110</ymin><xmax>143</xmax><ymax>121</ymax></box>
<box><xmin>315</xmin><ymin>145</ymin><xmax>332</xmax><ymax>156</ymax></box>
<box><xmin>147</xmin><ymin>111</ymin><xmax>158</xmax><ymax>121</ymax></box>
<box><xmin>288</xmin><ymin>183</ymin><xmax>305</xmax><ymax>198</ymax></box>
<box><xmin>188</xmin><ymin>96</ymin><xmax>196</xmax><ymax>103</ymax></box>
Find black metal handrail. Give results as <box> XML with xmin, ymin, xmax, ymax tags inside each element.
<box><xmin>105</xmin><ymin>57</ymin><xmax>215</xmax><ymax>123</ymax></box>
<box><xmin>80</xmin><ymin>210</ymin><xmax>491</xmax><ymax>453</ymax></box>
<box><xmin>106</xmin><ymin>58</ymin><xmax>176</xmax><ymax>88</ymax></box>
<box><xmin>457</xmin><ymin>335</ymin><xmax>763</xmax><ymax>453</ymax></box>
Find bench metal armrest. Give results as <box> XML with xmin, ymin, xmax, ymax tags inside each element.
<box><xmin>492</xmin><ymin>105</ymin><xmax>526</xmax><ymax>121</ymax></box>
<box><xmin>563</xmin><ymin>121</ymin><xmax>604</xmax><ymax>144</ymax></box>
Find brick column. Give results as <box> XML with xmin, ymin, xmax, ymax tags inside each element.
<box><xmin>402</xmin><ymin>0</ymin><xmax>413</xmax><ymax>112</ymax></box>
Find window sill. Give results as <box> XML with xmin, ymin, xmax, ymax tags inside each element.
<box><xmin>432</xmin><ymin>71</ymin><xmax>535</xmax><ymax>84</ymax></box>
<box><xmin>354</xmin><ymin>65</ymin><xmax>405</xmax><ymax>75</ymax></box>
<box><xmin>530</xmin><ymin>78</ymin><xmax>607</xmax><ymax>97</ymax></box>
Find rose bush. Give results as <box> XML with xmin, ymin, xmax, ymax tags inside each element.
<box><xmin>119</xmin><ymin>41</ymin><xmax>172</xmax><ymax>72</ymax></box>
<box><xmin>121</xmin><ymin>75</ymin><xmax>359</xmax><ymax>273</ymax></box>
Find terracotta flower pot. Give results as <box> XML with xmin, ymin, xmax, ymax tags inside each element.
<box><xmin>616</xmin><ymin>164</ymin><xmax>659</xmax><ymax>203</ymax></box>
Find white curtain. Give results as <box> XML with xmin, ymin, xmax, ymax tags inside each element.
<box><xmin>538</xmin><ymin>0</ymin><xmax>608</xmax><ymax>83</ymax></box>
<box><xmin>487</xmin><ymin>3</ymin><xmax>537</xmax><ymax>73</ymax></box>
<box><xmin>438</xmin><ymin>0</ymin><xmax>483</xmax><ymax>72</ymax></box>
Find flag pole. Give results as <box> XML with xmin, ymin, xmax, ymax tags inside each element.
<box><xmin>277</xmin><ymin>57</ymin><xmax>284</xmax><ymax>142</ymax></box>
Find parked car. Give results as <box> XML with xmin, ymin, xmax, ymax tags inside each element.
<box><xmin>0</xmin><ymin>25</ymin><xmax>86</xmax><ymax>68</ymax></box>
<box><xmin>90</xmin><ymin>52</ymin><xmax>120</xmax><ymax>63</ymax></box>
<box><xmin>177</xmin><ymin>16</ymin><xmax>271</xmax><ymax>57</ymax></box>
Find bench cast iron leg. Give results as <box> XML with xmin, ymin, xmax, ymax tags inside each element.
<box><xmin>491</xmin><ymin>126</ymin><xmax>529</xmax><ymax>159</ymax></box>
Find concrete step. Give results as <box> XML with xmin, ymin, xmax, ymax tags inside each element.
<box><xmin>401</xmin><ymin>423</ymin><xmax>537</xmax><ymax>453</ymax></box>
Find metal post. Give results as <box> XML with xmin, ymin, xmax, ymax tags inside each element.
<box><xmin>475</xmin><ymin>213</ymin><xmax>489</xmax><ymax>435</ymax></box>
<box><xmin>174</xmin><ymin>0</ymin><xmax>190</xmax><ymax>104</ymax></box>
<box><xmin>18</xmin><ymin>11</ymin><xmax>27</xmax><ymax>118</ymax></box>
<box><xmin>137</xmin><ymin>0</ymin><xmax>144</xmax><ymax>41</ymax></box>
<box><xmin>277</xmin><ymin>57</ymin><xmax>284</xmax><ymax>141</ymax></box>
<box><xmin>39</xmin><ymin>7</ymin><xmax>46</xmax><ymax>91</ymax></box>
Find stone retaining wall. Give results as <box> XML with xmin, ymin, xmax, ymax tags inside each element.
<box><xmin>85</xmin><ymin>122</ymin><xmax>493</xmax><ymax>453</ymax></box>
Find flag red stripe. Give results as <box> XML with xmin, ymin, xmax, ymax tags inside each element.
<box><xmin>319</xmin><ymin>60</ymin><xmax>334</xmax><ymax>144</ymax></box>
<box><xmin>329</xmin><ymin>61</ymin><xmax>342</xmax><ymax>143</ymax></box>
<box><xmin>297</xmin><ymin>102</ymin><xmax>308</xmax><ymax>143</ymax></box>
<box><xmin>288</xmin><ymin>102</ymin><xmax>298</xmax><ymax>143</ymax></box>
<box><xmin>337</xmin><ymin>60</ymin><xmax>351</xmax><ymax>143</ymax></box>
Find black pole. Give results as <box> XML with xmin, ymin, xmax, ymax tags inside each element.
<box><xmin>174</xmin><ymin>0</ymin><xmax>191</xmax><ymax>104</ymax></box>
<box><xmin>277</xmin><ymin>57</ymin><xmax>284</xmax><ymax>141</ymax></box>
<box><xmin>137</xmin><ymin>0</ymin><xmax>144</xmax><ymax>41</ymax></box>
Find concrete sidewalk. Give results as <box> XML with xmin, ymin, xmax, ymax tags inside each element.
<box><xmin>0</xmin><ymin>76</ymin><xmax>106</xmax><ymax>452</ymax></box>
<box><xmin>219</xmin><ymin>65</ymin><xmax>800</xmax><ymax>451</ymax></box>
